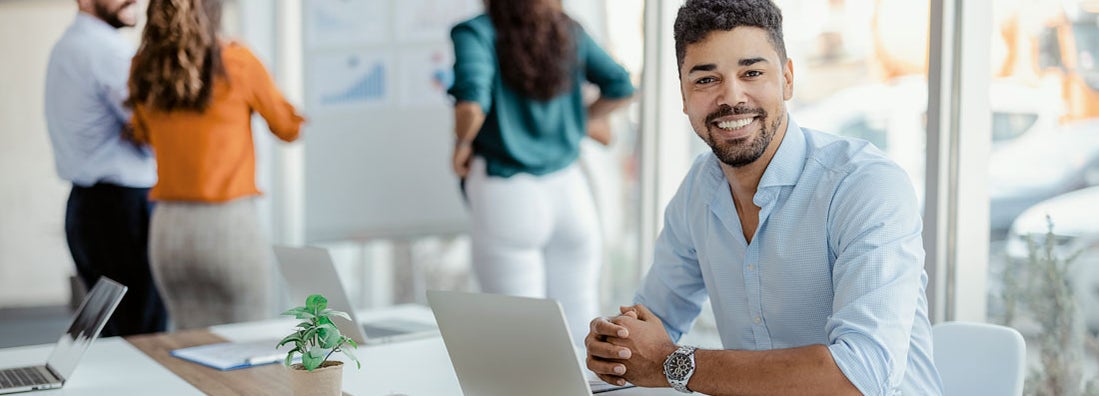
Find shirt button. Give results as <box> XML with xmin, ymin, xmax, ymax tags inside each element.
<box><xmin>747</xmin><ymin>264</ymin><xmax>756</xmax><ymax>271</ymax></box>
<box><xmin>753</xmin><ymin>316</ymin><xmax>762</xmax><ymax>324</ymax></box>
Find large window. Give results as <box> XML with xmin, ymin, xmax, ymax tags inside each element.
<box><xmin>986</xmin><ymin>0</ymin><xmax>1099</xmax><ymax>392</ymax></box>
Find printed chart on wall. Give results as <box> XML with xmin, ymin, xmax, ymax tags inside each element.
<box><xmin>304</xmin><ymin>0</ymin><xmax>389</xmax><ymax>49</ymax></box>
<box><xmin>302</xmin><ymin>0</ymin><xmax>482</xmax><ymax>242</ymax></box>
<box><xmin>395</xmin><ymin>0</ymin><xmax>481</xmax><ymax>42</ymax></box>
<box><xmin>308</xmin><ymin>51</ymin><xmax>393</xmax><ymax>114</ymax></box>
<box><xmin>396</xmin><ymin>47</ymin><xmax>453</xmax><ymax>107</ymax></box>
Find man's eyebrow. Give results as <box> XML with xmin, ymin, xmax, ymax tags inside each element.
<box><xmin>740</xmin><ymin>57</ymin><xmax>767</xmax><ymax>66</ymax></box>
<box><xmin>687</xmin><ymin>58</ymin><xmax>769</xmax><ymax>74</ymax></box>
<box><xmin>687</xmin><ymin>64</ymin><xmax>716</xmax><ymax>74</ymax></box>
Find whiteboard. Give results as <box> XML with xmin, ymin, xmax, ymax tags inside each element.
<box><xmin>302</xmin><ymin>0</ymin><xmax>480</xmax><ymax>242</ymax></box>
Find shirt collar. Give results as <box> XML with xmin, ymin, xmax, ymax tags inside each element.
<box><xmin>74</xmin><ymin>11</ymin><xmax>121</xmax><ymax>35</ymax></box>
<box><xmin>757</xmin><ymin>113</ymin><xmax>807</xmax><ymax>190</ymax></box>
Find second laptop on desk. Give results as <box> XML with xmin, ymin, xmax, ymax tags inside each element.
<box><xmin>273</xmin><ymin>245</ymin><xmax>438</xmax><ymax>345</ymax></box>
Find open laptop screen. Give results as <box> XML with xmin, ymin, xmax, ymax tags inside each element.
<box><xmin>45</xmin><ymin>278</ymin><xmax>127</xmax><ymax>380</ymax></box>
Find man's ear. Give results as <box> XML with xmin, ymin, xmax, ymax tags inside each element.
<box><xmin>681</xmin><ymin>74</ymin><xmax>688</xmax><ymax>114</ymax></box>
<box><xmin>682</xmin><ymin>90</ymin><xmax>688</xmax><ymax>114</ymax></box>
<box><xmin>782</xmin><ymin>58</ymin><xmax>794</xmax><ymax>100</ymax></box>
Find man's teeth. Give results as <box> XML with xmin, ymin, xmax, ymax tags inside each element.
<box><xmin>717</xmin><ymin>118</ymin><xmax>753</xmax><ymax>130</ymax></box>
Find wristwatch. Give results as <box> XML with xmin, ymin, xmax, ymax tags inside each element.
<box><xmin>663</xmin><ymin>345</ymin><xmax>697</xmax><ymax>393</ymax></box>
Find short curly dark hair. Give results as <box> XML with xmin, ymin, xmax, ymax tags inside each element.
<box><xmin>674</xmin><ymin>0</ymin><xmax>786</xmax><ymax>71</ymax></box>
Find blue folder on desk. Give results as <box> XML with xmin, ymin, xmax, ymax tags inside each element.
<box><xmin>171</xmin><ymin>340</ymin><xmax>294</xmax><ymax>371</ymax></box>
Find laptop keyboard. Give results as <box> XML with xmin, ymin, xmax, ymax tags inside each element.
<box><xmin>0</xmin><ymin>367</ymin><xmax>52</xmax><ymax>388</ymax></box>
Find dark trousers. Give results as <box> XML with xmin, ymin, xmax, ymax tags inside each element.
<box><xmin>65</xmin><ymin>183</ymin><xmax>168</xmax><ymax>336</ymax></box>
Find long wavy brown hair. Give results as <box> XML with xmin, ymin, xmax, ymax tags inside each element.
<box><xmin>488</xmin><ymin>0</ymin><xmax>575</xmax><ymax>100</ymax></box>
<box><xmin>127</xmin><ymin>0</ymin><xmax>224</xmax><ymax>112</ymax></box>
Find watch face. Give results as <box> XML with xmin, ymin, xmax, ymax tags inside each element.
<box><xmin>665</xmin><ymin>354</ymin><xmax>692</xmax><ymax>380</ymax></box>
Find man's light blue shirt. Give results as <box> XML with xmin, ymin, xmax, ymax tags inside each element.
<box><xmin>636</xmin><ymin>117</ymin><xmax>943</xmax><ymax>395</ymax></box>
<box><xmin>44</xmin><ymin>12</ymin><xmax>155</xmax><ymax>188</ymax></box>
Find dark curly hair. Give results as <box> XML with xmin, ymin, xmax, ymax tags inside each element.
<box><xmin>488</xmin><ymin>0</ymin><xmax>576</xmax><ymax>100</ymax></box>
<box><xmin>674</xmin><ymin>0</ymin><xmax>786</xmax><ymax>71</ymax></box>
<box><xmin>127</xmin><ymin>0</ymin><xmax>225</xmax><ymax>112</ymax></box>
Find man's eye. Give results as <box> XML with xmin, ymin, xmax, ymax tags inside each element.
<box><xmin>695</xmin><ymin>77</ymin><xmax>716</xmax><ymax>84</ymax></box>
<box><xmin>745</xmin><ymin>70</ymin><xmax>763</xmax><ymax>78</ymax></box>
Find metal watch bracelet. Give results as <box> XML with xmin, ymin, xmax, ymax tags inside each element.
<box><xmin>663</xmin><ymin>345</ymin><xmax>697</xmax><ymax>393</ymax></box>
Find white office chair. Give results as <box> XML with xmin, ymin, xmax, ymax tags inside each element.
<box><xmin>932</xmin><ymin>321</ymin><xmax>1027</xmax><ymax>396</ymax></box>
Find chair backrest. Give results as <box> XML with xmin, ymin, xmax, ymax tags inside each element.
<box><xmin>932</xmin><ymin>321</ymin><xmax>1026</xmax><ymax>396</ymax></box>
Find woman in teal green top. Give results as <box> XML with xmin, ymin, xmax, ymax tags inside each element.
<box><xmin>448</xmin><ymin>0</ymin><xmax>634</xmax><ymax>345</ymax></box>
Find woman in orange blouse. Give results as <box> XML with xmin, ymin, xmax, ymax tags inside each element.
<box><xmin>127</xmin><ymin>0</ymin><xmax>304</xmax><ymax>329</ymax></box>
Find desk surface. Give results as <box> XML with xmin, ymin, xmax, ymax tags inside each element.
<box><xmin>0</xmin><ymin>337</ymin><xmax>197</xmax><ymax>395</ymax></box>
<box><xmin>2</xmin><ymin>306</ymin><xmax>683</xmax><ymax>396</ymax></box>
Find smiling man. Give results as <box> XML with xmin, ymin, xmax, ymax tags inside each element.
<box><xmin>584</xmin><ymin>0</ymin><xmax>943</xmax><ymax>394</ymax></box>
<box><xmin>44</xmin><ymin>0</ymin><xmax>168</xmax><ymax>336</ymax></box>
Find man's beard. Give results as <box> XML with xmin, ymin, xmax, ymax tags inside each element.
<box><xmin>94</xmin><ymin>0</ymin><xmax>136</xmax><ymax>28</ymax></box>
<box><xmin>702</xmin><ymin>104</ymin><xmax>780</xmax><ymax>168</ymax></box>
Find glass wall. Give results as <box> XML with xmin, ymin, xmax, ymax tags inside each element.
<box><xmin>986</xmin><ymin>0</ymin><xmax>1099</xmax><ymax>392</ymax></box>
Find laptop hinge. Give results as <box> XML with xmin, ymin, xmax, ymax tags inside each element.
<box><xmin>43</xmin><ymin>365</ymin><xmax>64</xmax><ymax>384</ymax></box>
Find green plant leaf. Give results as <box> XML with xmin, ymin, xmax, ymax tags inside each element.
<box><xmin>318</xmin><ymin>326</ymin><xmax>341</xmax><ymax>348</ymax></box>
<box><xmin>302</xmin><ymin>347</ymin><xmax>330</xmax><ymax>371</ymax></box>
<box><xmin>281</xmin><ymin>293</ymin><xmax>357</xmax><ymax>370</ymax></box>
<box><xmin>321</xmin><ymin>308</ymin><xmax>353</xmax><ymax>322</ymax></box>
<box><xmin>276</xmin><ymin>334</ymin><xmax>303</xmax><ymax>348</ymax></box>
<box><xmin>280</xmin><ymin>306</ymin><xmax>306</xmax><ymax>315</ymax></box>
<box><xmin>283</xmin><ymin>346</ymin><xmax>302</xmax><ymax>367</ymax></box>
<box><xmin>306</xmin><ymin>294</ymin><xmax>328</xmax><ymax>313</ymax></box>
<box><xmin>339</xmin><ymin>343</ymin><xmax>360</xmax><ymax>369</ymax></box>
<box><xmin>281</xmin><ymin>307</ymin><xmax>317</xmax><ymax>320</ymax></box>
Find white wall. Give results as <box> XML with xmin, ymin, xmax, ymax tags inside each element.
<box><xmin>0</xmin><ymin>0</ymin><xmax>93</xmax><ymax>307</ymax></box>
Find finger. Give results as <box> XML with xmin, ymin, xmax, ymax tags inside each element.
<box><xmin>631</xmin><ymin>303</ymin><xmax>657</xmax><ymax>321</ymax></box>
<box><xmin>597</xmin><ymin>373</ymin><xmax>629</xmax><ymax>387</ymax></box>
<box><xmin>586</xmin><ymin>337</ymin><xmax>633</xmax><ymax>360</ymax></box>
<box><xmin>619</xmin><ymin>305</ymin><xmax>637</xmax><ymax>315</ymax></box>
<box><xmin>586</xmin><ymin>355</ymin><xmax>628</xmax><ymax>377</ymax></box>
<box><xmin>609</xmin><ymin>314</ymin><xmax>637</xmax><ymax>327</ymax></box>
<box><xmin>591</xmin><ymin>316</ymin><xmax>629</xmax><ymax>338</ymax></box>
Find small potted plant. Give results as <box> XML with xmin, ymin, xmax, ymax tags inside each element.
<box><xmin>278</xmin><ymin>294</ymin><xmax>360</xmax><ymax>396</ymax></box>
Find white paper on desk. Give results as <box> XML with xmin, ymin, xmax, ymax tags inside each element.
<box><xmin>170</xmin><ymin>339</ymin><xmax>290</xmax><ymax>370</ymax></box>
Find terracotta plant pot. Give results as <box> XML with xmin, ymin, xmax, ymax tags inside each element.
<box><xmin>287</xmin><ymin>361</ymin><xmax>344</xmax><ymax>396</ymax></box>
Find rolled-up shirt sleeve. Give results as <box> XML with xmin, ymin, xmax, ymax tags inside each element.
<box><xmin>448</xmin><ymin>23</ymin><xmax>494</xmax><ymax>111</ymax></box>
<box><xmin>825</xmin><ymin>162</ymin><xmax>925</xmax><ymax>395</ymax></box>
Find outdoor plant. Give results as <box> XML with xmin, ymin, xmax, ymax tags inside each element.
<box><xmin>278</xmin><ymin>294</ymin><xmax>361</xmax><ymax>371</ymax></box>
<box><xmin>1001</xmin><ymin>215</ymin><xmax>1098</xmax><ymax>396</ymax></box>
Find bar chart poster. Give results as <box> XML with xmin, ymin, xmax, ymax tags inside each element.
<box><xmin>304</xmin><ymin>0</ymin><xmax>389</xmax><ymax>50</ymax></box>
<box><xmin>307</xmin><ymin>51</ymin><xmax>394</xmax><ymax>113</ymax></box>
<box><xmin>396</xmin><ymin>47</ymin><xmax>453</xmax><ymax>107</ymax></box>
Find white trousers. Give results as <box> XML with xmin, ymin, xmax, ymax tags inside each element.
<box><xmin>465</xmin><ymin>157</ymin><xmax>602</xmax><ymax>345</ymax></box>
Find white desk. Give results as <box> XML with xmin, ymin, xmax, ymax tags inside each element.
<box><xmin>1</xmin><ymin>306</ymin><xmax>683</xmax><ymax>395</ymax></box>
<box><xmin>208</xmin><ymin>306</ymin><xmax>682</xmax><ymax>396</ymax></box>
<box><xmin>0</xmin><ymin>337</ymin><xmax>198</xmax><ymax>395</ymax></box>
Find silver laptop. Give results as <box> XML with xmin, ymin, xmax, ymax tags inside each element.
<box><xmin>427</xmin><ymin>290</ymin><xmax>634</xmax><ymax>396</ymax></box>
<box><xmin>273</xmin><ymin>245</ymin><xmax>438</xmax><ymax>345</ymax></box>
<box><xmin>0</xmin><ymin>277</ymin><xmax>127</xmax><ymax>394</ymax></box>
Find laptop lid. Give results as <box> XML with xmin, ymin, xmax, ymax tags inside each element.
<box><xmin>274</xmin><ymin>245</ymin><xmax>441</xmax><ymax>345</ymax></box>
<box><xmin>272</xmin><ymin>245</ymin><xmax>370</xmax><ymax>344</ymax></box>
<box><xmin>427</xmin><ymin>290</ymin><xmax>594</xmax><ymax>396</ymax></box>
<box><xmin>46</xmin><ymin>277</ymin><xmax>127</xmax><ymax>381</ymax></box>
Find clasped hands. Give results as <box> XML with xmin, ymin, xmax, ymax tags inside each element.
<box><xmin>585</xmin><ymin>304</ymin><xmax>678</xmax><ymax>388</ymax></box>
